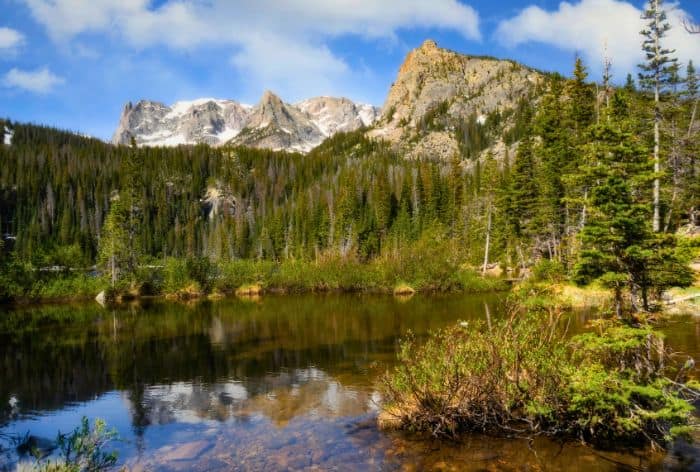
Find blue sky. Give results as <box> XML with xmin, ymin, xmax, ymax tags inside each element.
<box><xmin>1</xmin><ymin>0</ymin><xmax>700</xmax><ymax>140</ymax></box>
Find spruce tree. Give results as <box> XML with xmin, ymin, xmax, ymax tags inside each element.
<box><xmin>638</xmin><ymin>0</ymin><xmax>678</xmax><ymax>232</ymax></box>
<box><xmin>568</xmin><ymin>58</ymin><xmax>596</xmax><ymax>132</ymax></box>
<box><xmin>574</xmin><ymin>92</ymin><xmax>691</xmax><ymax>317</ymax></box>
<box><xmin>98</xmin><ymin>196</ymin><xmax>129</xmax><ymax>288</ymax></box>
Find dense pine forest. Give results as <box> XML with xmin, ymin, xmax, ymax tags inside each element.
<box><xmin>0</xmin><ymin>56</ymin><xmax>698</xmax><ymax>306</ymax></box>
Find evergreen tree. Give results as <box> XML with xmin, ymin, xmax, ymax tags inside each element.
<box><xmin>684</xmin><ymin>61</ymin><xmax>700</xmax><ymax>226</ymax></box>
<box><xmin>638</xmin><ymin>0</ymin><xmax>678</xmax><ymax>232</ymax></box>
<box><xmin>574</xmin><ymin>92</ymin><xmax>691</xmax><ymax>317</ymax></box>
<box><xmin>568</xmin><ymin>58</ymin><xmax>596</xmax><ymax>132</ymax></box>
<box><xmin>98</xmin><ymin>196</ymin><xmax>129</xmax><ymax>288</ymax></box>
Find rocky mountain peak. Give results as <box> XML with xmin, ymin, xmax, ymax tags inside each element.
<box><xmin>113</xmin><ymin>91</ymin><xmax>379</xmax><ymax>152</ymax></box>
<box><xmin>260</xmin><ymin>90</ymin><xmax>283</xmax><ymax>105</ymax></box>
<box><xmin>419</xmin><ymin>38</ymin><xmax>438</xmax><ymax>51</ymax></box>
<box><xmin>370</xmin><ymin>40</ymin><xmax>543</xmax><ymax>160</ymax></box>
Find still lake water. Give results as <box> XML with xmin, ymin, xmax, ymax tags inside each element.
<box><xmin>1</xmin><ymin>293</ymin><xmax>699</xmax><ymax>471</ymax></box>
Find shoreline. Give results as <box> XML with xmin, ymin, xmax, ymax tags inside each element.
<box><xmin>1</xmin><ymin>283</ymin><xmax>510</xmax><ymax>309</ymax></box>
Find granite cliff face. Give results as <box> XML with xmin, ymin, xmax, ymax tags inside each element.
<box><xmin>113</xmin><ymin>93</ymin><xmax>379</xmax><ymax>152</ymax></box>
<box><xmin>370</xmin><ymin>39</ymin><xmax>543</xmax><ymax>160</ymax></box>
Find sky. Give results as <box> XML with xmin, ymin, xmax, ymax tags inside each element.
<box><xmin>1</xmin><ymin>0</ymin><xmax>700</xmax><ymax>141</ymax></box>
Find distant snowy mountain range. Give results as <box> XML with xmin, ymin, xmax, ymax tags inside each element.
<box><xmin>113</xmin><ymin>91</ymin><xmax>380</xmax><ymax>153</ymax></box>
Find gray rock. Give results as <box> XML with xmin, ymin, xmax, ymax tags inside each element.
<box><xmin>112</xmin><ymin>92</ymin><xmax>380</xmax><ymax>153</ymax></box>
<box><xmin>369</xmin><ymin>39</ymin><xmax>544</xmax><ymax>160</ymax></box>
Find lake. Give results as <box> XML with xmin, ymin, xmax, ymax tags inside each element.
<box><xmin>1</xmin><ymin>293</ymin><xmax>699</xmax><ymax>471</ymax></box>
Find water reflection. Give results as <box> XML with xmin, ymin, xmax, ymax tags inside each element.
<box><xmin>1</xmin><ymin>294</ymin><xmax>699</xmax><ymax>471</ymax></box>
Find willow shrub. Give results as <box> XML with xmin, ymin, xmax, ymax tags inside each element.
<box><xmin>380</xmin><ymin>312</ymin><xmax>699</xmax><ymax>449</ymax></box>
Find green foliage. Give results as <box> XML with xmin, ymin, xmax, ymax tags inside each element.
<box><xmin>25</xmin><ymin>417</ymin><xmax>118</xmax><ymax>472</ymax></box>
<box><xmin>29</xmin><ymin>274</ymin><xmax>104</xmax><ymax>300</ymax></box>
<box><xmin>638</xmin><ymin>0</ymin><xmax>678</xmax><ymax>95</ymax></box>
<box><xmin>573</xmin><ymin>91</ymin><xmax>692</xmax><ymax>315</ymax></box>
<box><xmin>532</xmin><ymin>259</ymin><xmax>566</xmax><ymax>283</ymax></box>
<box><xmin>381</xmin><ymin>310</ymin><xmax>569</xmax><ymax>439</ymax></box>
<box><xmin>567</xmin><ymin>327</ymin><xmax>696</xmax><ymax>445</ymax></box>
<box><xmin>97</xmin><ymin>197</ymin><xmax>129</xmax><ymax>288</ymax></box>
<box><xmin>381</xmin><ymin>314</ymin><xmax>699</xmax><ymax>448</ymax></box>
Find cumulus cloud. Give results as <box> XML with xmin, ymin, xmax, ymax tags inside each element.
<box><xmin>0</xmin><ymin>27</ymin><xmax>25</xmax><ymax>57</ymax></box>
<box><xmin>496</xmin><ymin>0</ymin><xmax>700</xmax><ymax>79</ymax></box>
<box><xmin>20</xmin><ymin>0</ymin><xmax>480</xmax><ymax>99</ymax></box>
<box><xmin>3</xmin><ymin>67</ymin><xmax>65</xmax><ymax>93</ymax></box>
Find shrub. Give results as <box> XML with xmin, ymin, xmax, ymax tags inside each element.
<box><xmin>532</xmin><ymin>259</ymin><xmax>566</xmax><ymax>283</ymax></box>
<box><xmin>162</xmin><ymin>258</ymin><xmax>198</xmax><ymax>295</ymax></box>
<box><xmin>163</xmin><ymin>257</ymin><xmax>216</xmax><ymax>298</ymax></box>
<box><xmin>380</xmin><ymin>310</ymin><xmax>699</xmax><ymax>449</ymax></box>
<box><xmin>18</xmin><ymin>417</ymin><xmax>118</xmax><ymax>471</ymax></box>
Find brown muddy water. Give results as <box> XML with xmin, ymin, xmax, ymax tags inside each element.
<box><xmin>0</xmin><ymin>293</ymin><xmax>699</xmax><ymax>471</ymax></box>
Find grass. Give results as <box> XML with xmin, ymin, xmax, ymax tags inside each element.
<box><xmin>1</xmin><ymin>252</ymin><xmax>509</xmax><ymax>305</ymax></box>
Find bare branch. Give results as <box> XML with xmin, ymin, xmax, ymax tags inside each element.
<box><xmin>682</xmin><ymin>17</ymin><xmax>700</xmax><ymax>34</ymax></box>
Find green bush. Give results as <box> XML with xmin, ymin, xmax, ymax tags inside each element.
<box><xmin>532</xmin><ymin>259</ymin><xmax>566</xmax><ymax>283</ymax></box>
<box><xmin>19</xmin><ymin>417</ymin><xmax>118</xmax><ymax>471</ymax></box>
<box><xmin>162</xmin><ymin>258</ymin><xmax>190</xmax><ymax>294</ymax></box>
<box><xmin>380</xmin><ymin>312</ymin><xmax>699</xmax><ymax>448</ymax></box>
<box><xmin>30</xmin><ymin>274</ymin><xmax>104</xmax><ymax>299</ymax></box>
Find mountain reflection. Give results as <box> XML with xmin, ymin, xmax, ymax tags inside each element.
<box><xmin>0</xmin><ymin>294</ymin><xmax>500</xmax><ymax>428</ymax></box>
<box><xmin>132</xmin><ymin>368</ymin><xmax>377</xmax><ymax>429</ymax></box>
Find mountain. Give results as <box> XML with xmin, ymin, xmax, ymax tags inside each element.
<box><xmin>113</xmin><ymin>92</ymin><xmax>379</xmax><ymax>152</ymax></box>
<box><xmin>113</xmin><ymin>40</ymin><xmax>540</xmax><ymax>157</ymax></box>
<box><xmin>227</xmin><ymin>90</ymin><xmax>325</xmax><ymax>152</ymax></box>
<box><xmin>296</xmin><ymin>96</ymin><xmax>380</xmax><ymax>136</ymax></box>
<box><xmin>112</xmin><ymin>98</ymin><xmax>252</xmax><ymax>147</ymax></box>
<box><xmin>369</xmin><ymin>39</ymin><xmax>543</xmax><ymax>160</ymax></box>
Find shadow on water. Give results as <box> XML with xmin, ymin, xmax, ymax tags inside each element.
<box><xmin>1</xmin><ymin>293</ymin><xmax>699</xmax><ymax>470</ymax></box>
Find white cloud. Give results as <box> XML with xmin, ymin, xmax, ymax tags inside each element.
<box><xmin>0</xmin><ymin>27</ymin><xmax>25</xmax><ymax>57</ymax></box>
<box><xmin>3</xmin><ymin>67</ymin><xmax>65</xmax><ymax>93</ymax></box>
<box><xmin>20</xmin><ymin>0</ymin><xmax>480</xmax><ymax>100</ymax></box>
<box><xmin>496</xmin><ymin>0</ymin><xmax>700</xmax><ymax>80</ymax></box>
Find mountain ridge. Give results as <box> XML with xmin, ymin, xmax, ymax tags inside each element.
<box><xmin>112</xmin><ymin>91</ymin><xmax>379</xmax><ymax>152</ymax></box>
<box><xmin>113</xmin><ymin>39</ymin><xmax>541</xmax><ymax>155</ymax></box>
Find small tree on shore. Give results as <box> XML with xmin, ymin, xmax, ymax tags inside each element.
<box><xmin>98</xmin><ymin>196</ymin><xmax>129</xmax><ymax>288</ymax></box>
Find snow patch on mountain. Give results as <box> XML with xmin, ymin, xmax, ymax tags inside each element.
<box><xmin>114</xmin><ymin>93</ymin><xmax>380</xmax><ymax>152</ymax></box>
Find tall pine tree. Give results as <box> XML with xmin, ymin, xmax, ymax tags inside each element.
<box><xmin>638</xmin><ymin>0</ymin><xmax>678</xmax><ymax>232</ymax></box>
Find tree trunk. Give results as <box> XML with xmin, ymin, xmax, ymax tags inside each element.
<box><xmin>482</xmin><ymin>205</ymin><xmax>492</xmax><ymax>275</ymax></box>
<box><xmin>615</xmin><ymin>286</ymin><xmax>623</xmax><ymax>319</ymax></box>
<box><xmin>687</xmin><ymin>99</ymin><xmax>697</xmax><ymax>140</ymax></box>
<box><xmin>110</xmin><ymin>254</ymin><xmax>116</xmax><ymax>288</ymax></box>
<box><xmin>652</xmin><ymin>0</ymin><xmax>661</xmax><ymax>233</ymax></box>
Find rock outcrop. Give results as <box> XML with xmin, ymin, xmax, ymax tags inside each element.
<box><xmin>296</xmin><ymin>97</ymin><xmax>379</xmax><ymax>136</ymax></box>
<box><xmin>370</xmin><ymin>39</ymin><xmax>543</xmax><ymax>160</ymax></box>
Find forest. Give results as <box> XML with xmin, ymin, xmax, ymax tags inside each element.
<box><xmin>1</xmin><ymin>49</ymin><xmax>698</xmax><ymax>309</ymax></box>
